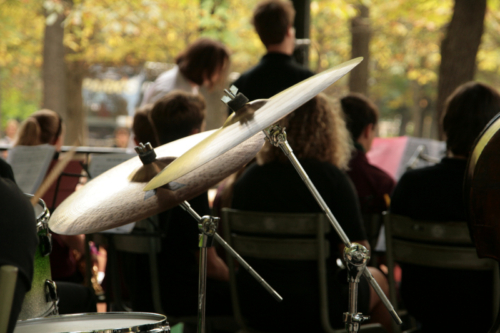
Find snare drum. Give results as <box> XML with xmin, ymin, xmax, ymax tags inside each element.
<box><xmin>14</xmin><ymin>312</ymin><xmax>170</xmax><ymax>333</ymax></box>
<box><xmin>18</xmin><ymin>195</ymin><xmax>58</xmax><ymax>320</ymax></box>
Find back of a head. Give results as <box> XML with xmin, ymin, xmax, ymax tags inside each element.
<box><xmin>257</xmin><ymin>94</ymin><xmax>352</xmax><ymax>170</ymax></box>
<box><xmin>133</xmin><ymin>104</ymin><xmax>158</xmax><ymax>147</ymax></box>
<box><xmin>252</xmin><ymin>0</ymin><xmax>295</xmax><ymax>47</ymax></box>
<box><xmin>443</xmin><ymin>81</ymin><xmax>500</xmax><ymax>157</ymax></box>
<box><xmin>340</xmin><ymin>93</ymin><xmax>379</xmax><ymax>142</ymax></box>
<box><xmin>176</xmin><ymin>38</ymin><xmax>230</xmax><ymax>87</ymax></box>
<box><xmin>15</xmin><ymin>109</ymin><xmax>62</xmax><ymax>146</ymax></box>
<box><xmin>150</xmin><ymin>90</ymin><xmax>206</xmax><ymax>145</ymax></box>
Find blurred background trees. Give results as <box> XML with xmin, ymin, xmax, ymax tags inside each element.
<box><xmin>1</xmin><ymin>0</ymin><xmax>499</xmax><ymax>145</ymax></box>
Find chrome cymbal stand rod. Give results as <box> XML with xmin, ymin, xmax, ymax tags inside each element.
<box><xmin>263</xmin><ymin>125</ymin><xmax>402</xmax><ymax>329</ymax></box>
<box><xmin>180</xmin><ymin>201</ymin><xmax>283</xmax><ymax>333</ymax></box>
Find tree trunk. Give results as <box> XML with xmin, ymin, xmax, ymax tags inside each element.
<box><xmin>65</xmin><ymin>61</ymin><xmax>88</xmax><ymax>146</ymax></box>
<box><xmin>411</xmin><ymin>81</ymin><xmax>424</xmax><ymax>138</ymax></box>
<box><xmin>349</xmin><ymin>5</ymin><xmax>371</xmax><ymax>96</ymax></box>
<box><xmin>435</xmin><ymin>0</ymin><xmax>486</xmax><ymax>139</ymax></box>
<box><xmin>43</xmin><ymin>12</ymin><xmax>67</xmax><ymax>120</ymax></box>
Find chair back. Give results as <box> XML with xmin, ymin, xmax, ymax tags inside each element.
<box><xmin>384</xmin><ymin>213</ymin><xmax>500</xmax><ymax>333</ymax></box>
<box><xmin>0</xmin><ymin>265</ymin><xmax>19</xmax><ymax>333</ymax></box>
<box><xmin>222</xmin><ymin>208</ymin><xmax>337</xmax><ymax>333</ymax></box>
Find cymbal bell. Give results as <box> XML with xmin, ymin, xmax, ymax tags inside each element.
<box><xmin>49</xmin><ymin>130</ymin><xmax>265</xmax><ymax>235</ymax></box>
<box><xmin>144</xmin><ymin>57</ymin><xmax>363</xmax><ymax>191</ymax></box>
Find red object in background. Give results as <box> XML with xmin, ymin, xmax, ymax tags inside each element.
<box><xmin>42</xmin><ymin>160</ymin><xmax>83</xmax><ymax>210</ymax></box>
<box><xmin>366</xmin><ymin>136</ymin><xmax>445</xmax><ymax>182</ymax></box>
<box><xmin>366</xmin><ymin>136</ymin><xmax>408</xmax><ymax>180</ymax></box>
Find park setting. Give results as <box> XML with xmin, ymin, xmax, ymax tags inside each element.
<box><xmin>1</xmin><ymin>1</ymin><xmax>500</xmax><ymax>333</ymax></box>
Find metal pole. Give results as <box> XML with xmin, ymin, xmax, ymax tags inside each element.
<box><xmin>197</xmin><ymin>233</ymin><xmax>210</xmax><ymax>333</ymax></box>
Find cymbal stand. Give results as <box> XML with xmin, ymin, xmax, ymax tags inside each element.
<box><xmin>263</xmin><ymin>124</ymin><xmax>402</xmax><ymax>332</ymax></box>
<box><xmin>179</xmin><ymin>201</ymin><xmax>283</xmax><ymax>333</ymax></box>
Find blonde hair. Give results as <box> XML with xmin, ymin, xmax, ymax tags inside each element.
<box><xmin>15</xmin><ymin>109</ymin><xmax>62</xmax><ymax>146</ymax></box>
<box><xmin>257</xmin><ymin>94</ymin><xmax>353</xmax><ymax>170</ymax></box>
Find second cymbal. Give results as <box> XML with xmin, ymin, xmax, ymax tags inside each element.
<box><xmin>49</xmin><ymin>130</ymin><xmax>265</xmax><ymax>235</ymax></box>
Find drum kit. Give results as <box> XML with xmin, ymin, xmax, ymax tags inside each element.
<box><xmin>12</xmin><ymin>57</ymin><xmax>407</xmax><ymax>333</ymax></box>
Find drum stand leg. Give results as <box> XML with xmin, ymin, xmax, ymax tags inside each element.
<box><xmin>180</xmin><ymin>201</ymin><xmax>283</xmax><ymax>333</ymax></box>
<box><xmin>263</xmin><ymin>124</ymin><xmax>403</xmax><ymax>330</ymax></box>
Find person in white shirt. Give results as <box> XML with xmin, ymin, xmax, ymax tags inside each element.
<box><xmin>142</xmin><ymin>38</ymin><xmax>230</xmax><ymax>106</ymax></box>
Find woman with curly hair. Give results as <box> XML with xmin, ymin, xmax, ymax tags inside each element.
<box><xmin>230</xmin><ymin>94</ymin><xmax>392</xmax><ymax>332</ymax></box>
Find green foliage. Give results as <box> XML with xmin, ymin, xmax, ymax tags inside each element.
<box><xmin>1</xmin><ymin>82</ymin><xmax>39</xmax><ymax>127</ymax></box>
<box><xmin>1</xmin><ymin>0</ymin><xmax>498</xmax><ymax>136</ymax></box>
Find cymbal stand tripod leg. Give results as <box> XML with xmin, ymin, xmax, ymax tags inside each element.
<box><xmin>179</xmin><ymin>201</ymin><xmax>283</xmax><ymax>333</ymax></box>
<box><xmin>263</xmin><ymin>124</ymin><xmax>402</xmax><ymax>332</ymax></box>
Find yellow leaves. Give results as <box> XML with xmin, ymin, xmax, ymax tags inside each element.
<box><xmin>407</xmin><ymin>69</ymin><xmax>437</xmax><ymax>85</ymax></box>
<box><xmin>391</xmin><ymin>22</ymin><xmax>408</xmax><ymax>37</ymax></box>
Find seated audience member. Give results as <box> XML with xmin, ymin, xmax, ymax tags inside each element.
<box><xmin>113</xmin><ymin>127</ymin><xmax>130</xmax><ymax>148</ymax></box>
<box><xmin>342</xmin><ymin>93</ymin><xmax>395</xmax><ymax>214</ymax></box>
<box><xmin>130</xmin><ymin>91</ymin><xmax>232</xmax><ymax>317</ymax></box>
<box><xmin>231</xmin><ymin>94</ymin><xmax>392</xmax><ymax>332</ymax></box>
<box><xmin>1</xmin><ymin>119</ymin><xmax>19</xmax><ymax>144</ymax></box>
<box><xmin>390</xmin><ymin>82</ymin><xmax>500</xmax><ymax>333</ymax></box>
<box><xmin>142</xmin><ymin>38</ymin><xmax>230</xmax><ymax>106</ymax></box>
<box><xmin>231</xmin><ymin>0</ymin><xmax>313</xmax><ymax>107</ymax></box>
<box><xmin>0</xmin><ymin>159</ymin><xmax>37</xmax><ymax>333</ymax></box>
<box><xmin>14</xmin><ymin>110</ymin><xmax>97</xmax><ymax>314</ymax></box>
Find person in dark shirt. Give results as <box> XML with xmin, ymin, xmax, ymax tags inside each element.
<box><xmin>342</xmin><ymin>93</ymin><xmax>395</xmax><ymax>214</ymax></box>
<box><xmin>230</xmin><ymin>0</ymin><xmax>313</xmax><ymax>109</ymax></box>
<box><xmin>0</xmin><ymin>159</ymin><xmax>38</xmax><ymax>333</ymax></box>
<box><xmin>232</xmin><ymin>94</ymin><xmax>392</xmax><ymax>332</ymax></box>
<box><xmin>14</xmin><ymin>110</ymin><xmax>97</xmax><ymax>315</ymax></box>
<box><xmin>391</xmin><ymin>82</ymin><xmax>500</xmax><ymax>333</ymax></box>
<box><xmin>129</xmin><ymin>91</ymin><xmax>232</xmax><ymax>316</ymax></box>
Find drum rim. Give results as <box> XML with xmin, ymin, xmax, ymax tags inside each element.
<box><xmin>15</xmin><ymin>312</ymin><xmax>169</xmax><ymax>333</ymax></box>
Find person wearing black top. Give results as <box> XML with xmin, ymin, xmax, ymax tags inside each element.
<box><xmin>0</xmin><ymin>159</ymin><xmax>38</xmax><ymax>333</ymax></box>
<box><xmin>231</xmin><ymin>94</ymin><xmax>392</xmax><ymax>332</ymax></box>
<box><xmin>127</xmin><ymin>91</ymin><xmax>232</xmax><ymax>317</ymax></box>
<box><xmin>391</xmin><ymin>82</ymin><xmax>500</xmax><ymax>333</ymax></box>
<box><xmin>230</xmin><ymin>0</ymin><xmax>313</xmax><ymax>110</ymax></box>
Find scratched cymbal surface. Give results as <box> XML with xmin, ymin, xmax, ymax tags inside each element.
<box><xmin>145</xmin><ymin>57</ymin><xmax>363</xmax><ymax>191</ymax></box>
<box><xmin>49</xmin><ymin>130</ymin><xmax>265</xmax><ymax>235</ymax></box>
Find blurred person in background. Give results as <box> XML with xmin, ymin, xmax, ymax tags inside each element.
<box><xmin>15</xmin><ymin>109</ymin><xmax>97</xmax><ymax>314</ymax></box>
<box><xmin>1</xmin><ymin>119</ymin><xmax>19</xmax><ymax>145</ymax></box>
<box><xmin>342</xmin><ymin>93</ymin><xmax>395</xmax><ymax>214</ymax></box>
<box><xmin>113</xmin><ymin>127</ymin><xmax>130</xmax><ymax>148</ymax></box>
<box><xmin>390</xmin><ymin>82</ymin><xmax>500</xmax><ymax>332</ymax></box>
<box><xmin>230</xmin><ymin>0</ymin><xmax>313</xmax><ymax>108</ymax></box>
<box><xmin>127</xmin><ymin>91</ymin><xmax>232</xmax><ymax>318</ymax></box>
<box><xmin>142</xmin><ymin>38</ymin><xmax>230</xmax><ymax>106</ymax></box>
